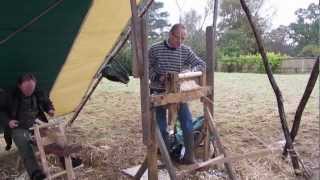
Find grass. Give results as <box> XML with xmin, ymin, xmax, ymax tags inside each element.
<box><xmin>1</xmin><ymin>72</ymin><xmax>319</xmax><ymax>179</ymax></box>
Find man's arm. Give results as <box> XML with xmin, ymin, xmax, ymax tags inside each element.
<box><xmin>185</xmin><ymin>47</ymin><xmax>206</xmax><ymax>71</ymax></box>
<box><xmin>35</xmin><ymin>90</ymin><xmax>55</xmax><ymax>114</ymax></box>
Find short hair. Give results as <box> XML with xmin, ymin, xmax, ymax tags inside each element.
<box><xmin>17</xmin><ymin>73</ymin><xmax>37</xmax><ymax>85</ymax></box>
<box><xmin>169</xmin><ymin>24</ymin><xmax>186</xmax><ymax>34</ymax></box>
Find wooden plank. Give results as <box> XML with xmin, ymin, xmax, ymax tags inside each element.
<box><xmin>177</xmin><ymin>148</ymin><xmax>282</xmax><ymax>176</ymax></box>
<box><xmin>150</xmin><ymin>86</ymin><xmax>211</xmax><ymax>106</ymax></box>
<box><xmin>155</xmin><ymin>123</ymin><xmax>177</xmax><ymax>180</ymax></box>
<box><xmin>148</xmin><ymin>110</ymin><xmax>158</xmax><ymax>180</ymax></box>
<box><xmin>139</xmin><ymin>16</ymin><xmax>151</xmax><ymax>144</ymax></box>
<box><xmin>58</xmin><ymin>123</ymin><xmax>76</xmax><ymax>180</ymax></box>
<box><xmin>205</xmin><ymin>107</ymin><xmax>236</xmax><ymax>180</ymax></box>
<box><xmin>203</xmin><ymin>121</ymin><xmax>210</xmax><ymax>161</ymax></box>
<box><xmin>64</xmin><ymin>156</ymin><xmax>75</xmax><ymax>180</ymax></box>
<box><xmin>34</xmin><ymin>126</ymin><xmax>51</xmax><ymax>179</ymax></box>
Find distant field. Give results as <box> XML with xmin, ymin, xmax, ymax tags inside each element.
<box><xmin>0</xmin><ymin>72</ymin><xmax>318</xmax><ymax>179</ymax></box>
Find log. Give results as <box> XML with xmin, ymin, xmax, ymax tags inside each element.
<box><xmin>178</xmin><ymin>71</ymin><xmax>203</xmax><ymax>79</ymax></box>
<box><xmin>240</xmin><ymin>0</ymin><xmax>301</xmax><ymax>174</ymax></box>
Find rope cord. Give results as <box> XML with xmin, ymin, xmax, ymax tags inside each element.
<box><xmin>0</xmin><ymin>0</ymin><xmax>64</xmax><ymax>45</ymax></box>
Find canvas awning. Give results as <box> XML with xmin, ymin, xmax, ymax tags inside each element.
<box><xmin>0</xmin><ymin>0</ymin><xmax>142</xmax><ymax>115</ymax></box>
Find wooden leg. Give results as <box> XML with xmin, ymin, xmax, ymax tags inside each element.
<box><xmin>148</xmin><ymin>110</ymin><xmax>158</xmax><ymax>180</ymax></box>
<box><xmin>34</xmin><ymin>126</ymin><xmax>50</xmax><ymax>179</ymax></box>
<box><xmin>64</xmin><ymin>156</ymin><xmax>75</xmax><ymax>180</ymax></box>
<box><xmin>205</xmin><ymin>107</ymin><xmax>237</xmax><ymax>180</ymax></box>
<box><xmin>155</xmin><ymin>123</ymin><xmax>177</xmax><ymax>180</ymax></box>
<box><xmin>203</xmin><ymin>114</ymin><xmax>210</xmax><ymax>161</ymax></box>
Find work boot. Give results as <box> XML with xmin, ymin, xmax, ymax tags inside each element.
<box><xmin>181</xmin><ymin>132</ymin><xmax>196</xmax><ymax>164</ymax></box>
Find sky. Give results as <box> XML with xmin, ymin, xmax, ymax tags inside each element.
<box><xmin>157</xmin><ymin>0</ymin><xmax>318</xmax><ymax>30</ymax></box>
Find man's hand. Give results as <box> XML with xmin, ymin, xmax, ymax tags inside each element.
<box><xmin>48</xmin><ymin>109</ymin><xmax>55</xmax><ymax>117</ymax></box>
<box><xmin>159</xmin><ymin>75</ymin><xmax>166</xmax><ymax>82</ymax></box>
<box><xmin>8</xmin><ymin>120</ymin><xmax>19</xmax><ymax>128</ymax></box>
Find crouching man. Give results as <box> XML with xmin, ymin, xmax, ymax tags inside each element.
<box><xmin>6</xmin><ymin>73</ymin><xmax>54</xmax><ymax>180</ymax></box>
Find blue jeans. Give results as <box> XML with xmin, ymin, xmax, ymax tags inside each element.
<box><xmin>156</xmin><ymin>103</ymin><xmax>193</xmax><ymax>146</ymax></box>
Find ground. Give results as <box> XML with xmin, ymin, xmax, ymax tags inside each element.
<box><xmin>0</xmin><ymin>73</ymin><xmax>319</xmax><ymax>180</ymax></box>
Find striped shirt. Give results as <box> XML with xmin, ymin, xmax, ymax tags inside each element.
<box><xmin>149</xmin><ymin>40</ymin><xmax>206</xmax><ymax>90</ymax></box>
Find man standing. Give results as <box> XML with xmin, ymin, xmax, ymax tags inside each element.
<box><xmin>149</xmin><ymin>24</ymin><xmax>206</xmax><ymax>164</ymax></box>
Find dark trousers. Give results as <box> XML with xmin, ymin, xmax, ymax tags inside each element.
<box><xmin>156</xmin><ymin>103</ymin><xmax>193</xmax><ymax>147</ymax></box>
<box><xmin>11</xmin><ymin>128</ymin><xmax>41</xmax><ymax>177</ymax></box>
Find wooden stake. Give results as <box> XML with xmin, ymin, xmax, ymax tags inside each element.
<box><xmin>239</xmin><ymin>0</ymin><xmax>301</xmax><ymax>174</ymax></box>
<box><xmin>283</xmin><ymin>57</ymin><xmax>319</xmax><ymax>156</ymax></box>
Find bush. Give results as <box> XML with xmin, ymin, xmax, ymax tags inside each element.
<box><xmin>299</xmin><ymin>44</ymin><xmax>320</xmax><ymax>57</ymax></box>
<box><xmin>219</xmin><ymin>53</ymin><xmax>287</xmax><ymax>73</ymax></box>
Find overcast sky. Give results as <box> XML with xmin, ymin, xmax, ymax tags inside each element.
<box><xmin>158</xmin><ymin>0</ymin><xmax>318</xmax><ymax>30</ymax></box>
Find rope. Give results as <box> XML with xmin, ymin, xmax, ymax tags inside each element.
<box><xmin>0</xmin><ymin>0</ymin><xmax>64</xmax><ymax>45</ymax></box>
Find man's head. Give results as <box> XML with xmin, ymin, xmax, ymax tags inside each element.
<box><xmin>168</xmin><ymin>24</ymin><xmax>187</xmax><ymax>48</ymax></box>
<box><xmin>17</xmin><ymin>73</ymin><xmax>37</xmax><ymax>96</ymax></box>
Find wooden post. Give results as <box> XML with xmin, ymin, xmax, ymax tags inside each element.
<box><xmin>205</xmin><ymin>107</ymin><xmax>236</xmax><ymax>180</ymax></box>
<box><xmin>204</xmin><ymin>26</ymin><xmax>215</xmax><ymax>161</ymax></box>
<box><xmin>130</xmin><ymin>0</ymin><xmax>143</xmax><ymax>77</ymax></box>
<box><xmin>212</xmin><ymin>0</ymin><xmax>219</xmax><ymax>71</ymax></box>
<box><xmin>148</xmin><ymin>110</ymin><xmax>158</xmax><ymax>180</ymax></box>
<box><xmin>155</xmin><ymin>122</ymin><xmax>177</xmax><ymax>180</ymax></box>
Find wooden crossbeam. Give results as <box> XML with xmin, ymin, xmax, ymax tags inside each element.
<box><xmin>150</xmin><ymin>86</ymin><xmax>211</xmax><ymax>106</ymax></box>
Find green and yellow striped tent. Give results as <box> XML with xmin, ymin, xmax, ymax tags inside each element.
<box><xmin>0</xmin><ymin>0</ymin><xmax>144</xmax><ymax>116</ymax></box>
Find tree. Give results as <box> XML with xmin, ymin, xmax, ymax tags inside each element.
<box><xmin>217</xmin><ymin>0</ymin><xmax>269</xmax><ymax>55</ymax></box>
<box><xmin>148</xmin><ymin>1</ymin><xmax>171</xmax><ymax>41</ymax></box>
<box><xmin>182</xmin><ymin>9</ymin><xmax>207</xmax><ymax>59</ymax></box>
<box><xmin>264</xmin><ymin>25</ymin><xmax>295</xmax><ymax>55</ymax></box>
<box><xmin>288</xmin><ymin>3</ymin><xmax>319</xmax><ymax>56</ymax></box>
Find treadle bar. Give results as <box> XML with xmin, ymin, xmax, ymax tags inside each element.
<box><xmin>150</xmin><ymin>86</ymin><xmax>212</xmax><ymax>106</ymax></box>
